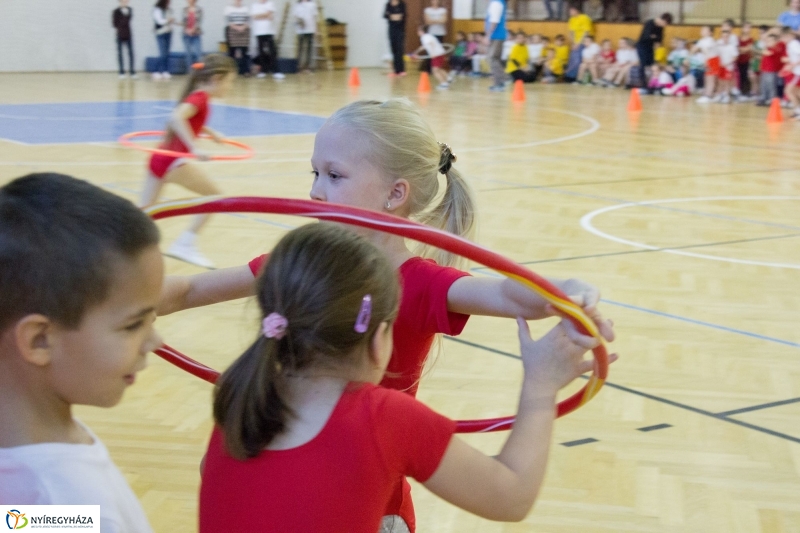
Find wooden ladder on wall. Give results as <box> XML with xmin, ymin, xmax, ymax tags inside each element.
<box><xmin>315</xmin><ymin>3</ymin><xmax>334</xmax><ymax>71</ymax></box>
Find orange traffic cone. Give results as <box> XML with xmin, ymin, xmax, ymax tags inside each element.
<box><xmin>511</xmin><ymin>79</ymin><xmax>525</xmax><ymax>102</ymax></box>
<box><xmin>767</xmin><ymin>97</ymin><xmax>784</xmax><ymax>123</ymax></box>
<box><xmin>348</xmin><ymin>67</ymin><xmax>361</xmax><ymax>87</ymax></box>
<box><xmin>627</xmin><ymin>88</ymin><xmax>642</xmax><ymax>112</ymax></box>
<box><xmin>417</xmin><ymin>72</ymin><xmax>432</xmax><ymax>93</ymax></box>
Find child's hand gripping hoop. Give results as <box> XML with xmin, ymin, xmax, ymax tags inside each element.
<box><xmin>145</xmin><ymin>196</ymin><xmax>610</xmax><ymax>433</ymax></box>
<box><xmin>118</xmin><ymin>130</ymin><xmax>255</xmax><ymax>161</ymax></box>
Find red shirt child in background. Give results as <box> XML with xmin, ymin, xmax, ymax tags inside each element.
<box><xmin>758</xmin><ymin>33</ymin><xmax>786</xmax><ymax>106</ymax></box>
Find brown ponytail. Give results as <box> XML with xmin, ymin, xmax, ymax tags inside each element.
<box><xmin>213</xmin><ymin>223</ymin><xmax>399</xmax><ymax>459</ymax></box>
<box><xmin>177</xmin><ymin>52</ymin><xmax>236</xmax><ymax>103</ymax></box>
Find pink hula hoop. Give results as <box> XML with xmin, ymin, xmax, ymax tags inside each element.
<box><xmin>146</xmin><ymin>196</ymin><xmax>609</xmax><ymax>433</ymax></box>
<box><xmin>118</xmin><ymin>130</ymin><xmax>255</xmax><ymax>161</ymax></box>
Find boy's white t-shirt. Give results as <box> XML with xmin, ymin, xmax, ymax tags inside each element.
<box><xmin>697</xmin><ymin>36</ymin><xmax>719</xmax><ymax>59</ymax></box>
<box><xmin>0</xmin><ymin>423</ymin><xmax>153</xmax><ymax>533</ymax></box>
<box><xmin>424</xmin><ymin>6</ymin><xmax>447</xmax><ymax>37</ymax></box>
<box><xmin>251</xmin><ymin>1</ymin><xmax>276</xmax><ymax>36</ymax></box>
<box><xmin>581</xmin><ymin>42</ymin><xmax>600</xmax><ymax>61</ymax></box>
<box><xmin>293</xmin><ymin>1</ymin><xmax>317</xmax><ymax>35</ymax></box>
<box><xmin>616</xmin><ymin>48</ymin><xmax>639</xmax><ymax>65</ymax></box>
<box><xmin>788</xmin><ymin>39</ymin><xmax>800</xmax><ymax>75</ymax></box>
<box><xmin>421</xmin><ymin>33</ymin><xmax>446</xmax><ymax>59</ymax></box>
<box><xmin>718</xmin><ymin>35</ymin><xmax>740</xmax><ymax>67</ymax></box>
<box><xmin>527</xmin><ymin>43</ymin><xmax>544</xmax><ymax>63</ymax></box>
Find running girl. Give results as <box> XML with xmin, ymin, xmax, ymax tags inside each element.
<box><xmin>141</xmin><ymin>53</ymin><xmax>236</xmax><ymax>268</ymax></box>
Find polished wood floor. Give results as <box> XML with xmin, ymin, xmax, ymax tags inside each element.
<box><xmin>1</xmin><ymin>70</ymin><xmax>799</xmax><ymax>533</ymax></box>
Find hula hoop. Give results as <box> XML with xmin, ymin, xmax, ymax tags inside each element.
<box><xmin>408</xmin><ymin>43</ymin><xmax>455</xmax><ymax>61</ymax></box>
<box><xmin>146</xmin><ymin>196</ymin><xmax>609</xmax><ymax>433</ymax></box>
<box><xmin>118</xmin><ymin>130</ymin><xmax>255</xmax><ymax>161</ymax></box>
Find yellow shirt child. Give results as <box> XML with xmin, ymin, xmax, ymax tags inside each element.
<box><xmin>506</xmin><ymin>43</ymin><xmax>530</xmax><ymax>74</ymax></box>
<box><xmin>568</xmin><ymin>13</ymin><xmax>594</xmax><ymax>44</ymax></box>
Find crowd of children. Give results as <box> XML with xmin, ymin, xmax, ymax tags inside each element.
<box><xmin>458</xmin><ymin>19</ymin><xmax>800</xmax><ymax>118</ymax></box>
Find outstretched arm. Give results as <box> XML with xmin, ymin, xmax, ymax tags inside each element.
<box><xmin>447</xmin><ymin>276</ymin><xmax>615</xmax><ymax>341</ymax></box>
<box><xmin>158</xmin><ymin>264</ymin><xmax>256</xmax><ymax>316</ymax></box>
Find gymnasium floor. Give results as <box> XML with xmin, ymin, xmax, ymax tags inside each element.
<box><xmin>1</xmin><ymin>70</ymin><xmax>799</xmax><ymax>533</ymax></box>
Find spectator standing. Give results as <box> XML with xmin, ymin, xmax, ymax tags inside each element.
<box><xmin>636</xmin><ymin>12</ymin><xmax>672</xmax><ymax>78</ymax></box>
<box><xmin>113</xmin><ymin>0</ymin><xmax>136</xmax><ymax>78</ymax></box>
<box><xmin>225</xmin><ymin>0</ymin><xmax>251</xmax><ymax>76</ymax></box>
<box><xmin>424</xmin><ymin>0</ymin><xmax>448</xmax><ymax>42</ymax></box>
<box><xmin>566</xmin><ymin>6</ymin><xmax>594</xmax><ymax>80</ymax></box>
<box><xmin>252</xmin><ymin>0</ymin><xmax>285</xmax><ymax>79</ymax></box>
<box><xmin>485</xmin><ymin>0</ymin><xmax>508</xmax><ymax>92</ymax></box>
<box><xmin>384</xmin><ymin>0</ymin><xmax>407</xmax><ymax>77</ymax></box>
<box><xmin>737</xmin><ymin>22</ymin><xmax>754</xmax><ymax>99</ymax></box>
<box><xmin>294</xmin><ymin>0</ymin><xmax>318</xmax><ymax>73</ymax></box>
<box><xmin>182</xmin><ymin>0</ymin><xmax>203</xmax><ymax>67</ymax></box>
<box><xmin>152</xmin><ymin>0</ymin><xmax>175</xmax><ymax>81</ymax></box>
<box><xmin>778</xmin><ymin>0</ymin><xmax>800</xmax><ymax>31</ymax></box>
<box><xmin>544</xmin><ymin>0</ymin><xmax>564</xmax><ymax>21</ymax></box>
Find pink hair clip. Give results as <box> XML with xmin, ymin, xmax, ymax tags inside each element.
<box><xmin>262</xmin><ymin>313</ymin><xmax>288</xmax><ymax>340</ymax></box>
<box><xmin>354</xmin><ymin>295</ymin><xmax>372</xmax><ymax>334</ymax></box>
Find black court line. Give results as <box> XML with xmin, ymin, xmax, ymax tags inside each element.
<box><xmin>716</xmin><ymin>397</ymin><xmax>800</xmax><ymax>418</ymax></box>
<box><xmin>561</xmin><ymin>438</ymin><xmax>598</xmax><ymax>447</ymax></box>
<box><xmin>469</xmin><ymin>232</ymin><xmax>800</xmax><ymax>269</ymax></box>
<box><xmin>444</xmin><ymin>337</ymin><xmax>800</xmax><ymax>445</ymax></box>
<box><xmin>637</xmin><ymin>423</ymin><xmax>672</xmax><ymax>432</ymax></box>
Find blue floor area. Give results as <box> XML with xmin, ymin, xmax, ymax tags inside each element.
<box><xmin>0</xmin><ymin>101</ymin><xmax>327</xmax><ymax>144</ymax></box>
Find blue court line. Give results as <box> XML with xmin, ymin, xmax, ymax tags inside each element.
<box><xmin>600</xmin><ymin>299</ymin><xmax>800</xmax><ymax>349</ymax></box>
<box><xmin>444</xmin><ymin>336</ymin><xmax>800</xmax><ymax>444</ymax></box>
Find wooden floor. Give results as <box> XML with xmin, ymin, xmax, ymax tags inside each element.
<box><xmin>2</xmin><ymin>70</ymin><xmax>799</xmax><ymax>533</ymax></box>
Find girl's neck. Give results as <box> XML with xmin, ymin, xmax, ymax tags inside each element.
<box><xmin>0</xmin><ymin>367</ymin><xmax>89</xmax><ymax>448</ymax></box>
<box><xmin>363</xmin><ymin>230</ymin><xmax>413</xmax><ymax>269</ymax></box>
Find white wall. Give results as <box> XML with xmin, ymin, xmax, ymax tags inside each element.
<box><xmin>0</xmin><ymin>0</ymin><xmax>390</xmax><ymax>72</ymax></box>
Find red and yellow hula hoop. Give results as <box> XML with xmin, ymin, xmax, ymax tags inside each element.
<box><xmin>118</xmin><ymin>130</ymin><xmax>255</xmax><ymax>161</ymax></box>
<box><xmin>145</xmin><ymin>196</ymin><xmax>609</xmax><ymax>433</ymax></box>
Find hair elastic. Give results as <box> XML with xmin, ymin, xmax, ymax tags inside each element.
<box><xmin>438</xmin><ymin>142</ymin><xmax>457</xmax><ymax>174</ymax></box>
<box><xmin>262</xmin><ymin>313</ymin><xmax>288</xmax><ymax>339</ymax></box>
<box><xmin>192</xmin><ymin>62</ymin><xmax>205</xmax><ymax>70</ymax></box>
<box><xmin>354</xmin><ymin>295</ymin><xmax>372</xmax><ymax>334</ymax></box>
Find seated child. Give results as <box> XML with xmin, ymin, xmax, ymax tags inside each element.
<box><xmin>542</xmin><ymin>34</ymin><xmax>570</xmax><ymax>83</ymax></box>
<box><xmin>502</xmin><ymin>30</ymin><xmax>517</xmax><ymax>62</ymax></box>
<box><xmin>527</xmin><ymin>33</ymin><xmax>546</xmax><ymax>71</ymax></box>
<box><xmin>0</xmin><ymin>173</ymin><xmax>163</xmax><ymax>533</ymax></box>
<box><xmin>199</xmin><ymin>222</ymin><xmax>609</xmax><ymax>532</ymax></box>
<box><xmin>471</xmin><ymin>32</ymin><xmax>489</xmax><ymax>76</ymax></box>
<box><xmin>688</xmin><ymin>42</ymin><xmax>706</xmax><ymax>88</ymax></box>
<box><xmin>450</xmin><ymin>31</ymin><xmax>471</xmax><ymax>74</ymax></box>
<box><xmin>576</xmin><ymin>35</ymin><xmax>601</xmax><ymax>84</ymax></box>
<box><xmin>413</xmin><ymin>25</ymin><xmax>452</xmax><ymax>89</ymax></box>
<box><xmin>662</xmin><ymin>64</ymin><xmax>697</xmax><ymax>96</ymax></box>
<box><xmin>640</xmin><ymin>63</ymin><xmax>674</xmax><ymax>94</ymax></box>
<box><xmin>598</xmin><ymin>38</ymin><xmax>616</xmax><ymax>77</ymax></box>
<box><xmin>600</xmin><ymin>37</ymin><xmax>639</xmax><ymax>87</ymax></box>
<box><xmin>666</xmin><ymin>38</ymin><xmax>689</xmax><ymax>79</ymax></box>
<box><xmin>506</xmin><ymin>31</ymin><xmax>538</xmax><ymax>83</ymax></box>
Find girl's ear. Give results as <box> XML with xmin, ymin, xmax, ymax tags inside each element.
<box><xmin>14</xmin><ymin>315</ymin><xmax>55</xmax><ymax>367</ymax></box>
<box><xmin>387</xmin><ymin>179</ymin><xmax>410</xmax><ymax>210</ymax></box>
<box><xmin>367</xmin><ymin>322</ymin><xmax>392</xmax><ymax>370</ymax></box>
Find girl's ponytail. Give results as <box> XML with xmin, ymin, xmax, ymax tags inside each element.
<box><xmin>213</xmin><ymin>336</ymin><xmax>290</xmax><ymax>460</ymax></box>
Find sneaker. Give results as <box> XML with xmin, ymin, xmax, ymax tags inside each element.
<box><xmin>781</xmin><ymin>100</ymin><xmax>792</xmax><ymax>108</ymax></box>
<box><xmin>151</xmin><ymin>72</ymin><xmax>162</xmax><ymax>81</ymax></box>
<box><xmin>437</xmin><ymin>82</ymin><xmax>450</xmax><ymax>90</ymax></box>
<box><xmin>257</xmin><ymin>72</ymin><xmax>267</xmax><ymax>78</ymax></box>
<box><xmin>718</xmin><ymin>94</ymin><xmax>731</xmax><ymax>104</ymax></box>
<box><xmin>273</xmin><ymin>72</ymin><xmax>286</xmax><ymax>80</ymax></box>
<box><xmin>130</xmin><ymin>73</ymin><xmax>138</xmax><ymax>79</ymax></box>
<box><xmin>711</xmin><ymin>94</ymin><xmax>724</xmax><ymax>103</ymax></box>
<box><xmin>447</xmin><ymin>71</ymin><xmax>456</xmax><ymax>83</ymax></box>
<box><xmin>167</xmin><ymin>236</ymin><xmax>214</xmax><ymax>269</ymax></box>
<box><xmin>488</xmin><ymin>84</ymin><xmax>505</xmax><ymax>92</ymax></box>
<box><xmin>696</xmin><ymin>95</ymin><xmax>712</xmax><ymax>104</ymax></box>
<box><xmin>118</xmin><ymin>73</ymin><xmax>127</xmax><ymax>79</ymax></box>
<box><xmin>162</xmin><ymin>72</ymin><xmax>171</xmax><ymax>79</ymax></box>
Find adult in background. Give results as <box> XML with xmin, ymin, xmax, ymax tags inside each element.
<box><xmin>384</xmin><ymin>0</ymin><xmax>407</xmax><ymax>77</ymax></box>
<box><xmin>565</xmin><ymin>5</ymin><xmax>594</xmax><ymax>80</ymax></box>
<box><xmin>424</xmin><ymin>0</ymin><xmax>448</xmax><ymax>42</ymax></box>
<box><xmin>544</xmin><ymin>0</ymin><xmax>564</xmax><ymax>21</ymax></box>
<box><xmin>153</xmin><ymin>0</ymin><xmax>175</xmax><ymax>81</ymax></box>
<box><xmin>252</xmin><ymin>0</ymin><xmax>285</xmax><ymax>79</ymax></box>
<box><xmin>225</xmin><ymin>0</ymin><xmax>251</xmax><ymax>76</ymax></box>
<box><xmin>486</xmin><ymin>0</ymin><xmax>508</xmax><ymax>91</ymax></box>
<box><xmin>778</xmin><ymin>0</ymin><xmax>800</xmax><ymax>31</ymax></box>
<box><xmin>293</xmin><ymin>0</ymin><xmax>318</xmax><ymax>73</ymax></box>
<box><xmin>636</xmin><ymin>12</ymin><xmax>672</xmax><ymax>79</ymax></box>
<box><xmin>182</xmin><ymin>0</ymin><xmax>203</xmax><ymax>67</ymax></box>
<box><xmin>113</xmin><ymin>0</ymin><xmax>136</xmax><ymax>78</ymax></box>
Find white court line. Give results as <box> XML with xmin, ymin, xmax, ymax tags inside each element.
<box><xmin>0</xmin><ymin>113</ymin><xmax>170</xmax><ymax>121</ymax></box>
<box><xmin>459</xmin><ymin>109</ymin><xmax>600</xmax><ymax>153</ymax></box>
<box><xmin>580</xmin><ymin>195</ymin><xmax>800</xmax><ymax>270</ymax></box>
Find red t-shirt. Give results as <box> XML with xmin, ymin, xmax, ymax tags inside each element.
<box><xmin>601</xmin><ymin>50</ymin><xmax>615</xmax><ymax>63</ymax></box>
<box><xmin>161</xmin><ymin>90</ymin><xmax>210</xmax><ymax>154</ymax></box>
<box><xmin>761</xmin><ymin>42</ymin><xmax>786</xmax><ymax>73</ymax></box>
<box><xmin>738</xmin><ymin>37</ymin><xmax>753</xmax><ymax>64</ymax></box>
<box><xmin>248</xmin><ymin>254</ymin><xmax>470</xmax><ymax>398</ymax></box>
<box><xmin>199</xmin><ymin>383</ymin><xmax>456</xmax><ymax>533</ymax></box>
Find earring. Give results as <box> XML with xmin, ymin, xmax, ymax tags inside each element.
<box><xmin>385</xmin><ymin>201</ymin><xmax>391</xmax><ymax>210</ymax></box>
